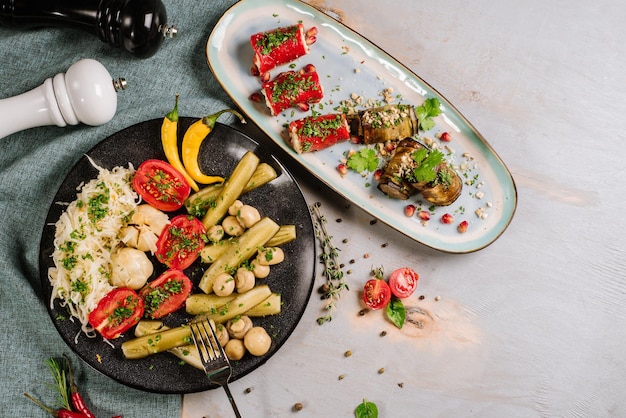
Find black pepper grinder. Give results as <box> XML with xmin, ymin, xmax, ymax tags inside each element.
<box><xmin>0</xmin><ymin>0</ymin><xmax>177</xmax><ymax>58</ymax></box>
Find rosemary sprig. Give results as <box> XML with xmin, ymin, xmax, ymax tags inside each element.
<box><xmin>310</xmin><ymin>202</ymin><xmax>349</xmax><ymax>324</ymax></box>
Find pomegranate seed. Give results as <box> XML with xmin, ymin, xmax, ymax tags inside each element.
<box><xmin>337</xmin><ymin>163</ymin><xmax>348</xmax><ymax>176</ymax></box>
<box><xmin>306</xmin><ymin>35</ymin><xmax>317</xmax><ymax>46</ymax></box>
<box><xmin>350</xmin><ymin>135</ymin><xmax>363</xmax><ymax>144</ymax></box>
<box><xmin>250</xmin><ymin>65</ymin><xmax>260</xmax><ymax>76</ymax></box>
<box><xmin>297</xmin><ymin>102</ymin><xmax>310</xmax><ymax>112</ymax></box>
<box><xmin>457</xmin><ymin>220</ymin><xmax>468</xmax><ymax>233</ymax></box>
<box><xmin>249</xmin><ymin>92</ymin><xmax>263</xmax><ymax>103</ymax></box>
<box><xmin>301</xmin><ymin>63</ymin><xmax>317</xmax><ymax>74</ymax></box>
<box><xmin>385</xmin><ymin>141</ymin><xmax>396</xmax><ymax>153</ymax></box>
<box><xmin>373</xmin><ymin>169</ymin><xmax>383</xmax><ymax>182</ymax></box>
<box><xmin>439</xmin><ymin>132</ymin><xmax>452</xmax><ymax>142</ymax></box>
<box><xmin>260</xmin><ymin>71</ymin><xmax>271</xmax><ymax>83</ymax></box>
<box><xmin>306</xmin><ymin>27</ymin><xmax>318</xmax><ymax>38</ymax></box>
<box><xmin>404</xmin><ymin>205</ymin><xmax>416</xmax><ymax>217</ymax></box>
<box><xmin>441</xmin><ymin>213</ymin><xmax>454</xmax><ymax>224</ymax></box>
<box><xmin>418</xmin><ymin>211</ymin><xmax>430</xmax><ymax>221</ymax></box>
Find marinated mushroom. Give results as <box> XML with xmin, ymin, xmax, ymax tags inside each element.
<box><xmin>214</xmin><ymin>322</ymin><xmax>230</xmax><ymax>347</ymax></box>
<box><xmin>109</xmin><ymin>247</ymin><xmax>153</xmax><ymax>289</ymax></box>
<box><xmin>235</xmin><ymin>267</ymin><xmax>255</xmax><ymax>293</ymax></box>
<box><xmin>226</xmin><ymin>315</ymin><xmax>253</xmax><ymax>339</ymax></box>
<box><xmin>236</xmin><ymin>204</ymin><xmax>261</xmax><ymax>228</ymax></box>
<box><xmin>221</xmin><ymin>215</ymin><xmax>245</xmax><ymax>237</ymax></box>
<box><xmin>212</xmin><ymin>272</ymin><xmax>236</xmax><ymax>296</ymax></box>
<box><xmin>244</xmin><ymin>326</ymin><xmax>272</xmax><ymax>356</ymax></box>
<box><xmin>252</xmin><ymin>261</ymin><xmax>270</xmax><ymax>279</ymax></box>
<box><xmin>228</xmin><ymin>200</ymin><xmax>244</xmax><ymax>216</ymax></box>
<box><xmin>207</xmin><ymin>225</ymin><xmax>225</xmax><ymax>243</ymax></box>
<box><xmin>224</xmin><ymin>338</ymin><xmax>246</xmax><ymax>361</ymax></box>
<box><xmin>256</xmin><ymin>247</ymin><xmax>285</xmax><ymax>266</ymax></box>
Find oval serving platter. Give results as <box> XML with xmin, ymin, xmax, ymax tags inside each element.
<box><xmin>206</xmin><ymin>0</ymin><xmax>517</xmax><ymax>253</ymax></box>
<box><xmin>38</xmin><ymin>119</ymin><xmax>316</xmax><ymax>394</ymax></box>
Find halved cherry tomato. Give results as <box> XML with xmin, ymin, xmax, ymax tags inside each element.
<box><xmin>140</xmin><ymin>269</ymin><xmax>192</xmax><ymax>319</ymax></box>
<box><xmin>362</xmin><ymin>279</ymin><xmax>391</xmax><ymax>310</ymax></box>
<box><xmin>388</xmin><ymin>267</ymin><xmax>419</xmax><ymax>298</ymax></box>
<box><xmin>133</xmin><ymin>159</ymin><xmax>191</xmax><ymax>212</ymax></box>
<box><xmin>88</xmin><ymin>288</ymin><xmax>144</xmax><ymax>339</ymax></box>
<box><xmin>155</xmin><ymin>214</ymin><xmax>206</xmax><ymax>270</ymax></box>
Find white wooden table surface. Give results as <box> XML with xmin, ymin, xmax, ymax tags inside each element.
<box><xmin>184</xmin><ymin>0</ymin><xmax>626</xmax><ymax>416</ymax></box>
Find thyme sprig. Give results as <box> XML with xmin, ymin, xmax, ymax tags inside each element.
<box><xmin>310</xmin><ymin>202</ymin><xmax>348</xmax><ymax>324</ymax></box>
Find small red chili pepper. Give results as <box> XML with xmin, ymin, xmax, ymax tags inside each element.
<box><xmin>58</xmin><ymin>410</ymin><xmax>89</xmax><ymax>418</ymax></box>
<box><xmin>65</xmin><ymin>354</ymin><xmax>96</xmax><ymax>418</ymax></box>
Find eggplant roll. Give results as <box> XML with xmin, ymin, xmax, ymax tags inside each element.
<box><xmin>378</xmin><ymin>138</ymin><xmax>463</xmax><ymax>206</ymax></box>
<box><xmin>416</xmin><ymin>163</ymin><xmax>463</xmax><ymax>206</ymax></box>
<box><xmin>348</xmin><ymin>104</ymin><xmax>418</xmax><ymax>144</ymax></box>
<box><xmin>377</xmin><ymin>138</ymin><xmax>425</xmax><ymax>200</ymax></box>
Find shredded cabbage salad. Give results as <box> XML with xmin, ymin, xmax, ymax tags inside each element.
<box><xmin>48</xmin><ymin>158</ymin><xmax>139</xmax><ymax>339</ymax></box>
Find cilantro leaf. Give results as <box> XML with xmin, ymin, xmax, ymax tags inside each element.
<box><xmin>346</xmin><ymin>148</ymin><xmax>379</xmax><ymax>173</ymax></box>
<box><xmin>385</xmin><ymin>297</ymin><xmax>406</xmax><ymax>329</ymax></box>
<box><xmin>410</xmin><ymin>148</ymin><xmax>445</xmax><ymax>183</ymax></box>
<box><xmin>415</xmin><ymin>97</ymin><xmax>442</xmax><ymax>131</ymax></box>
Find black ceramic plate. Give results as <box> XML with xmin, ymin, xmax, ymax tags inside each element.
<box><xmin>38</xmin><ymin>119</ymin><xmax>316</xmax><ymax>394</ymax></box>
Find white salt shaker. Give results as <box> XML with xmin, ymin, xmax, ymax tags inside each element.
<box><xmin>0</xmin><ymin>58</ymin><xmax>126</xmax><ymax>139</ymax></box>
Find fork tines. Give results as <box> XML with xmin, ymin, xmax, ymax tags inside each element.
<box><xmin>190</xmin><ymin>320</ymin><xmax>223</xmax><ymax>363</ymax></box>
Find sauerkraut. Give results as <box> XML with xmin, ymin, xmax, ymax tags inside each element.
<box><xmin>48</xmin><ymin>158</ymin><xmax>140</xmax><ymax>339</ymax></box>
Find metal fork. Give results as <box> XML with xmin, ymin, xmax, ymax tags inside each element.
<box><xmin>190</xmin><ymin>320</ymin><xmax>242</xmax><ymax>418</ymax></box>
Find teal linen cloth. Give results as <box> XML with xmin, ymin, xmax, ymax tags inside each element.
<box><xmin>0</xmin><ymin>1</ymin><xmax>237</xmax><ymax>416</ymax></box>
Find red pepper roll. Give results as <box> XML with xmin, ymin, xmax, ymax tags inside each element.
<box><xmin>261</xmin><ymin>66</ymin><xmax>324</xmax><ymax>116</ymax></box>
<box><xmin>288</xmin><ymin>114</ymin><xmax>350</xmax><ymax>153</ymax></box>
<box><xmin>251</xmin><ymin>24</ymin><xmax>310</xmax><ymax>75</ymax></box>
